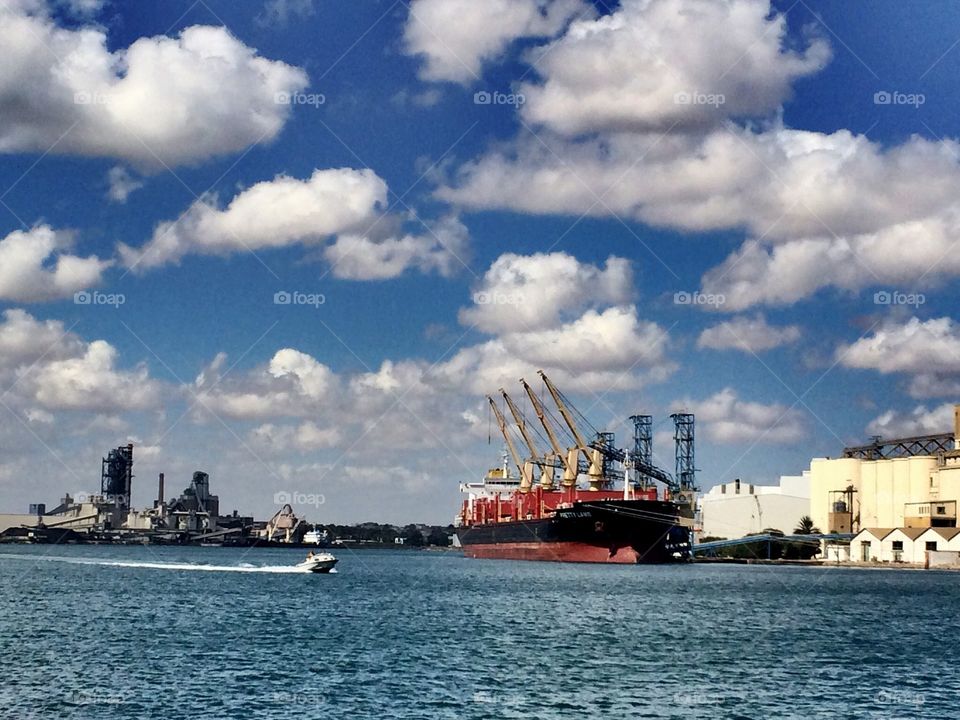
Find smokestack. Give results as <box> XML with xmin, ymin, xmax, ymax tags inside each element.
<box><xmin>955</xmin><ymin>404</ymin><xmax>960</xmax><ymax>450</ymax></box>
<box><xmin>157</xmin><ymin>472</ymin><xmax>164</xmax><ymax>506</ymax></box>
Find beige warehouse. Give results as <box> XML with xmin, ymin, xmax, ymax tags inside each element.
<box><xmin>808</xmin><ymin>406</ymin><xmax>960</xmax><ymax>536</ymax></box>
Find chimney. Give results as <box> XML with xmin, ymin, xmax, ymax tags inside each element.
<box><xmin>955</xmin><ymin>404</ymin><xmax>960</xmax><ymax>450</ymax></box>
<box><xmin>157</xmin><ymin>472</ymin><xmax>165</xmax><ymax>506</ymax></box>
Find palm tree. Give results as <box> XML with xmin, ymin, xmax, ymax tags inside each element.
<box><xmin>794</xmin><ymin>515</ymin><xmax>821</xmax><ymax>535</ymax></box>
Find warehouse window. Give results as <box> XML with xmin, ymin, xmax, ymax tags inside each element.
<box><xmin>892</xmin><ymin>540</ymin><xmax>903</xmax><ymax>562</ymax></box>
<box><xmin>926</xmin><ymin>541</ymin><xmax>937</xmax><ymax>552</ymax></box>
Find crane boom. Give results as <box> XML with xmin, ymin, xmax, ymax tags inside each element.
<box><xmin>487</xmin><ymin>395</ymin><xmax>533</xmax><ymax>492</ymax></box>
<box><xmin>500</xmin><ymin>389</ymin><xmax>541</xmax><ymax>460</ymax></box>
<box><xmin>520</xmin><ymin>379</ymin><xmax>566</xmax><ymax>462</ymax></box>
<box><xmin>537</xmin><ymin>370</ymin><xmax>605</xmax><ymax>489</ymax></box>
<box><xmin>502</xmin><ymin>388</ymin><xmax>555</xmax><ymax>490</ymax></box>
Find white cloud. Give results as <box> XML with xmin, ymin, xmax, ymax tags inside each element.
<box><xmin>119</xmin><ymin>168</ymin><xmax>388</xmax><ymax>270</ymax></box>
<box><xmin>672</xmin><ymin>388</ymin><xmax>807</xmax><ymax>444</ymax></box>
<box><xmin>866</xmin><ymin>404</ymin><xmax>956</xmax><ymax>438</ymax></box>
<box><xmin>323</xmin><ymin>215</ymin><xmax>469</xmax><ymax>280</ymax></box>
<box><xmin>0</xmin><ymin>4</ymin><xmax>307</xmax><ymax>167</ymax></box>
<box><xmin>404</xmin><ymin>0</ymin><xmax>590</xmax><ymax>84</ymax></box>
<box><xmin>106</xmin><ymin>166</ymin><xmax>144</xmax><ymax>203</ymax></box>
<box><xmin>32</xmin><ymin>340</ymin><xmax>161</xmax><ymax>411</ymax></box>
<box><xmin>459</xmin><ymin>252</ymin><xmax>632</xmax><ymax>333</ymax></box>
<box><xmin>698</xmin><ymin>315</ymin><xmax>801</xmax><ymax>352</ymax></box>
<box><xmin>0</xmin><ymin>311</ymin><xmax>162</xmax><ymax>413</ymax></box>
<box><xmin>0</xmin><ymin>225</ymin><xmax>110</xmax><ymax>302</ymax></box>
<box><xmin>520</xmin><ymin>0</ymin><xmax>829</xmax><ymax>135</ymax></box>
<box><xmin>251</xmin><ymin>421</ymin><xmax>342</xmax><ymax>452</ymax></box>
<box><xmin>192</xmin><ymin>348</ymin><xmax>336</xmax><ymax>421</ymax></box>
<box><xmin>0</xmin><ymin>309</ymin><xmax>83</xmax><ymax>366</ymax></box>
<box><xmin>837</xmin><ymin>317</ymin><xmax>960</xmax><ymax>376</ymax></box>
<box><xmin>437</xmin><ymin>306</ymin><xmax>672</xmax><ymax>394</ymax></box>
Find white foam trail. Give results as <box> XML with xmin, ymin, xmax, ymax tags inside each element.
<box><xmin>0</xmin><ymin>553</ymin><xmax>314</xmax><ymax>574</ymax></box>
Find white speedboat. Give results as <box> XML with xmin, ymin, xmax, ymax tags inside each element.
<box><xmin>295</xmin><ymin>553</ymin><xmax>338</xmax><ymax>573</ymax></box>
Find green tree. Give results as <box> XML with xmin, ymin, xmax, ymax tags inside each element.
<box><xmin>793</xmin><ymin>516</ymin><xmax>821</xmax><ymax>535</ymax></box>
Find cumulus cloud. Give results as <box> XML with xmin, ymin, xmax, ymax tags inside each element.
<box><xmin>837</xmin><ymin>317</ymin><xmax>960</xmax><ymax>400</ymax></box>
<box><xmin>323</xmin><ymin>215</ymin><xmax>470</xmax><ymax>280</ymax></box>
<box><xmin>193</xmin><ymin>348</ymin><xmax>337</xmax><ymax>421</ymax></box>
<box><xmin>404</xmin><ymin>0</ymin><xmax>590</xmax><ymax>83</ymax></box>
<box><xmin>433</xmin><ymin>0</ymin><xmax>960</xmax><ymax>309</ymax></box>
<box><xmin>0</xmin><ymin>3</ymin><xmax>307</xmax><ymax>167</ymax></box>
<box><xmin>251</xmin><ymin>421</ymin><xmax>342</xmax><ymax>452</ymax></box>
<box><xmin>437</xmin><ymin>306</ymin><xmax>672</xmax><ymax>394</ymax></box>
<box><xmin>866</xmin><ymin>404</ymin><xmax>957</xmax><ymax>438</ymax></box>
<box><xmin>520</xmin><ymin>0</ymin><xmax>829</xmax><ymax>135</ymax></box>
<box><xmin>106</xmin><ymin>166</ymin><xmax>144</xmax><ymax>203</ymax></box>
<box><xmin>0</xmin><ymin>308</ymin><xmax>83</xmax><ymax>366</ymax></box>
<box><xmin>32</xmin><ymin>341</ymin><xmax>160</xmax><ymax>411</ymax></box>
<box><xmin>0</xmin><ymin>310</ymin><xmax>162</xmax><ymax>413</ymax></box>
<box><xmin>119</xmin><ymin>168</ymin><xmax>388</xmax><ymax>270</ymax></box>
<box><xmin>672</xmin><ymin>388</ymin><xmax>807</xmax><ymax>444</ymax></box>
<box><xmin>698</xmin><ymin>315</ymin><xmax>801</xmax><ymax>352</ymax></box>
<box><xmin>837</xmin><ymin>317</ymin><xmax>960</xmax><ymax>376</ymax></box>
<box><xmin>0</xmin><ymin>225</ymin><xmax>110</xmax><ymax>302</ymax></box>
<box><xmin>459</xmin><ymin>252</ymin><xmax>632</xmax><ymax>334</ymax></box>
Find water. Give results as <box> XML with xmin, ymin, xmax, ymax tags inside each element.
<box><xmin>0</xmin><ymin>546</ymin><xmax>956</xmax><ymax>719</ymax></box>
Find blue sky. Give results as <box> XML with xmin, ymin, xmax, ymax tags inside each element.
<box><xmin>2</xmin><ymin>0</ymin><xmax>960</xmax><ymax>523</ymax></box>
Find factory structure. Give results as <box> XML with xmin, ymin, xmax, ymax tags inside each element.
<box><xmin>0</xmin><ymin>444</ymin><xmax>318</xmax><ymax>546</ymax></box>
<box><xmin>698</xmin><ymin>474</ymin><xmax>811</xmax><ymax>540</ymax></box>
<box><xmin>806</xmin><ymin>404</ymin><xmax>960</xmax><ymax>565</ymax></box>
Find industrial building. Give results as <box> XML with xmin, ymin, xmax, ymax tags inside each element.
<box><xmin>698</xmin><ymin>474</ymin><xmax>811</xmax><ymax>540</ymax></box>
<box><xmin>0</xmin><ymin>443</ymin><xmax>310</xmax><ymax>546</ymax></box>
<box><xmin>808</xmin><ymin>404</ymin><xmax>960</xmax><ymax>564</ymax></box>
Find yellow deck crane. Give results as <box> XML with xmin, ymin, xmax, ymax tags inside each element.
<box><xmin>538</xmin><ymin>370</ymin><xmax>605</xmax><ymax>490</ymax></box>
<box><xmin>500</xmin><ymin>389</ymin><xmax>555</xmax><ymax>491</ymax></box>
<box><xmin>520</xmin><ymin>378</ymin><xmax>579</xmax><ymax>489</ymax></box>
<box><xmin>487</xmin><ymin>395</ymin><xmax>534</xmax><ymax>493</ymax></box>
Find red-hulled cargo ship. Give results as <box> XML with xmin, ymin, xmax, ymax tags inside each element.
<box><xmin>456</xmin><ymin>468</ymin><xmax>693</xmax><ymax>564</ymax></box>
<box><xmin>456</xmin><ymin>372</ymin><xmax>697</xmax><ymax>564</ymax></box>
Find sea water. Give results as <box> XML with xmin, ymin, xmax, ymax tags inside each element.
<box><xmin>0</xmin><ymin>545</ymin><xmax>955</xmax><ymax>719</ymax></box>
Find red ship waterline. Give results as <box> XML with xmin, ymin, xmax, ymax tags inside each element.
<box><xmin>455</xmin><ymin>372</ymin><xmax>697</xmax><ymax>564</ymax></box>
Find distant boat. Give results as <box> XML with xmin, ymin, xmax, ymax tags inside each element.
<box><xmin>295</xmin><ymin>552</ymin><xmax>338</xmax><ymax>573</ymax></box>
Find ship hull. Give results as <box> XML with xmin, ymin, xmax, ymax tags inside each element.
<box><xmin>457</xmin><ymin>499</ymin><xmax>690</xmax><ymax>564</ymax></box>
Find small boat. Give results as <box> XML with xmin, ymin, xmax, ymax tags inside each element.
<box><xmin>295</xmin><ymin>552</ymin><xmax>338</xmax><ymax>573</ymax></box>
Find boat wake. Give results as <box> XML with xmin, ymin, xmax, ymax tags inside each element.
<box><xmin>0</xmin><ymin>553</ymin><xmax>320</xmax><ymax>574</ymax></box>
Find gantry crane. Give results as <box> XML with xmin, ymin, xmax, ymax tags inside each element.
<box><xmin>500</xmin><ymin>389</ymin><xmax>556</xmax><ymax>490</ymax></box>
<box><xmin>520</xmin><ymin>378</ymin><xmax>579</xmax><ymax>488</ymax></box>
<box><xmin>537</xmin><ymin>371</ymin><xmax>605</xmax><ymax>490</ymax></box>
<box><xmin>487</xmin><ymin>395</ymin><xmax>534</xmax><ymax>492</ymax></box>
